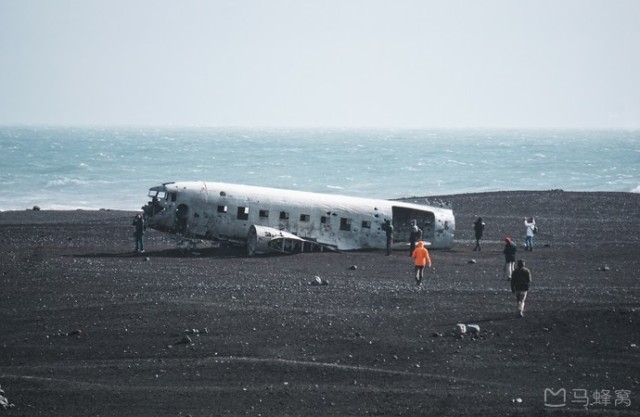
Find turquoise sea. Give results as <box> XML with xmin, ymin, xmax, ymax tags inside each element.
<box><xmin>0</xmin><ymin>126</ymin><xmax>638</xmax><ymax>211</ymax></box>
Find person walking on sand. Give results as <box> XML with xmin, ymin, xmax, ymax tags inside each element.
<box><xmin>524</xmin><ymin>217</ymin><xmax>536</xmax><ymax>251</ymax></box>
<box><xmin>412</xmin><ymin>241</ymin><xmax>431</xmax><ymax>285</ymax></box>
<box><xmin>132</xmin><ymin>212</ymin><xmax>145</xmax><ymax>253</ymax></box>
<box><xmin>382</xmin><ymin>219</ymin><xmax>394</xmax><ymax>255</ymax></box>
<box><xmin>473</xmin><ymin>217</ymin><xmax>485</xmax><ymax>251</ymax></box>
<box><xmin>510</xmin><ymin>259</ymin><xmax>532</xmax><ymax>317</ymax></box>
<box><xmin>503</xmin><ymin>237</ymin><xmax>517</xmax><ymax>280</ymax></box>
<box><xmin>408</xmin><ymin>220</ymin><xmax>423</xmax><ymax>256</ymax></box>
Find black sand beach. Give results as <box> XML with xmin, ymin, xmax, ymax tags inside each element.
<box><xmin>1</xmin><ymin>191</ymin><xmax>639</xmax><ymax>416</ymax></box>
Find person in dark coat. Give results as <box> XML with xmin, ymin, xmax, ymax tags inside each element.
<box><xmin>408</xmin><ymin>220</ymin><xmax>423</xmax><ymax>256</ymax></box>
<box><xmin>510</xmin><ymin>259</ymin><xmax>532</xmax><ymax>317</ymax></box>
<box><xmin>503</xmin><ymin>237</ymin><xmax>517</xmax><ymax>280</ymax></box>
<box><xmin>473</xmin><ymin>217</ymin><xmax>485</xmax><ymax>251</ymax></box>
<box><xmin>382</xmin><ymin>219</ymin><xmax>394</xmax><ymax>256</ymax></box>
<box><xmin>132</xmin><ymin>213</ymin><xmax>145</xmax><ymax>253</ymax></box>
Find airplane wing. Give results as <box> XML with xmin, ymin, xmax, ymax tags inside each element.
<box><xmin>247</xmin><ymin>225</ymin><xmax>334</xmax><ymax>256</ymax></box>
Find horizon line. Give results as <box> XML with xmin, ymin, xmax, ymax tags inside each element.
<box><xmin>1</xmin><ymin>123</ymin><xmax>639</xmax><ymax>131</ymax></box>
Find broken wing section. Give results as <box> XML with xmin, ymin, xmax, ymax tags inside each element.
<box><xmin>247</xmin><ymin>225</ymin><xmax>332</xmax><ymax>256</ymax></box>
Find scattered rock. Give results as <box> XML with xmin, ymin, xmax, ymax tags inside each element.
<box><xmin>310</xmin><ymin>276</ymin><xmax>329</xmax><ymax>286</ymax></box>
<box><xmin>467</xmin><ymin>324</ymin><xmax>480</xmax><ymax>335</ymax></box>
<box><xmin>0</xmin><ymin>395</ymin><xmax>12</xmax><ymax>410</ymax></box>
<box><xmin>183</xmin><ymin>327</ymin><xmax>210</xmax><ymax>336</ymax></box>
<box><xmin>600</xmin><ymin>265</ymin><xmax>610</xmax><ymax>271</ymax></box>
<box><xmin>468</xmin><ymin>259</ymin><xmax>476</xmax><ymax>264</ymax></box>
<box><xmin>348</xmin><ymin>265</ymin><xmax>358</xmax><ymax>270</ymax></box>
<box><xmin>0</xmin><ymin>385</ymin><xmax>13</xmax><ymax>410</ymax></box>
<box><xmin>32</xmin><ymin>205</ymin><xmax>41</xmax><ymax>211</ymax></box>
<box><xmin>176</xmin><ymin>335</ymin><xmax>192</xmax><ymax>345</ymax></box>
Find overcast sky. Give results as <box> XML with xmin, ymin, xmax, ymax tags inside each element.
<box><xmin>1</xmin><ymin>0</ymin><xmax>639</xmax><ymax>129</ymax></box>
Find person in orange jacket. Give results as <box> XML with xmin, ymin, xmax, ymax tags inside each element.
<box><xmin>411</xmin><ymin>240</ymin><xmax>431</xmax><ymax>285</ymax></box>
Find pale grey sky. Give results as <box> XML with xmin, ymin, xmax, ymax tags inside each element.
<box><xmin>1</xmin><ymin>0</ymin><xmax>639</xmax><ymax>128</ymax></box>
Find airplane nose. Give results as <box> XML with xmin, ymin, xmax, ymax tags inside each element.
<box><xmin>143</xmin><ymin>198</ymin><xmax>165</xmax><ymax>218</ymax></box>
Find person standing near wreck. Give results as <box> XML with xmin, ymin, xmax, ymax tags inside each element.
<box><xmin>473</xmin><ymin>217</ymin><xmax>485</xmax><ymax>251</ymax></box>
<box><xmin>408</xmin><ymin>220</ymin><xmax>423</xmax><ymax>256</ymax></box>
<box><xmin>503</xmin><ymin>237</ymin><xmax>517</xmax><ymax>280</ymax></box>
<box><xmin>524</xmin><ymin>217</ymin><xmax>536</xmax><ymax>251</ymax></box>
<box><xmin>132</xmin><ymin>213</ymin><xmax>145</xmax><ymax>253</ymax></box>
<box><xmin>412</xmin><ymin>241</ymin><xmax>431</xmax><ymax>285</ymax></box>
<box><xmin>382</xmin><ymin>219</ymin><xmax>394</xmax><ymax>255</ymax></box>
<box><xmin>510</xmin><ymin>259</ymin><xmax>532</xmax><ymax>317</ymax></box>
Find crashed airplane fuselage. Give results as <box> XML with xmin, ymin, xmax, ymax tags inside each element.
<box><xmin>142</xmin><ymin>181</ymin><xmax>455</xmax><ymax>255</ymax></box>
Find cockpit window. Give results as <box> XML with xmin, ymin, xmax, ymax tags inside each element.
<box><xmin>148</xmin><ymin>190</ymin><xmax>167</xmax><ymax>200</ymax></box>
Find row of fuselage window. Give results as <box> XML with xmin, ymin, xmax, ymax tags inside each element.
<box><xmin>216</xmin><ymin>204</ymin><xmax>373</xmax><ymax>232</ymax></box>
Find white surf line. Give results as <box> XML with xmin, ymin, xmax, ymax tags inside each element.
<box><xmin>0</xmin><ymin>373</ymin><xmax>113</xmax><ymax>390</ymax></box>
<box><xmin>199</xmin><ymin>356</ymin><xmax>508</xmax><ymax>387</ymax></box>
<box><xmin>1</xmin><ymin>356</ymin><xmax>508</xmax><ymax>390</ymax></box>
<box><xmin>0</xmin><ymin>372</ymin><xmax>500</xmax><ymax>395</ymax></box>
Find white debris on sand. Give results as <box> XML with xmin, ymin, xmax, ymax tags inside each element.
<box><xmin>0</xmin><ymin>385</ymin><xmax>14</xmax><ymax>410</ymax></box>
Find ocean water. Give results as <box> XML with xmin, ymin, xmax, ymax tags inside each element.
<box><xmin>0</xmin><ymin>126</ymin><xmax>638</xmax><ymax>211</ymax></box>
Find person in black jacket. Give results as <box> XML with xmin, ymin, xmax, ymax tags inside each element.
<box><xmin>381</xmin><ymin>219</ymin><xmax>394</xmax><ymax>256</ymax></box>
<box><xmin>408</xmin><ymin>220</ymin><xmax>423</xmax><ymax>256</ymax></box>
<box><xmin>510</xmin><ymin>259</ymin><xmax>532</xmax><ymax>317</ymax></box>
<box><xmin>473</xmin><ymin>217</ymin><xmax>485</xmax><ymax>251</ymax></box>
<box><xmin>132</xmin><ymin>213</ymin><xmax>146</xmax><ymax>253</ymax></box>
<box><xmin>503</xmin><ymin>237</ymin><xmax>517</xmax><ymax>280</ymax></box>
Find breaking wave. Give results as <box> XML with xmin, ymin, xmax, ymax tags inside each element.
<box><xmin>46</xmin><ymin>178</ymin><xmax>89</xmax><ymax>187</ymax></box>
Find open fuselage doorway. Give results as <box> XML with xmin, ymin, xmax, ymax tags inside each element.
<box><xmin>392</xmin><ymin>206</ymin><xmax>435</xmax><ymax>243</ymax></box>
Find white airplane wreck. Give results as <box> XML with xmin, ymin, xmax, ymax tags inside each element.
<box><xmin>142</xmin><ymin>181</ymin><xmax>455</xmax><ymax>255</ymax></box>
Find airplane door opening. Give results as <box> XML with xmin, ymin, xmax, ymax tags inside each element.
<box><xmin>392</xmin><ymin>206</ymin><xmax>436</xmax><ymax>242</ymax></box>
<box><xmin>176</xmin><ymin>204</ymin><xmax>189</xmax><ymax>235</ymax></box>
